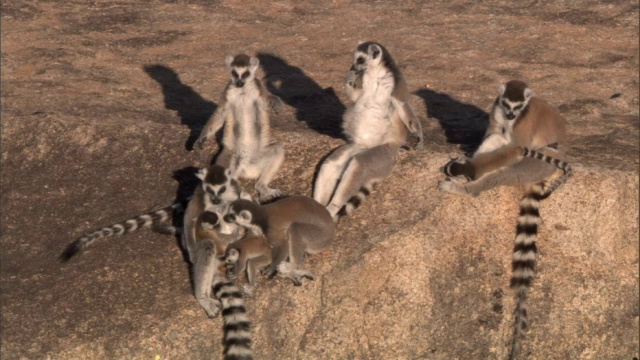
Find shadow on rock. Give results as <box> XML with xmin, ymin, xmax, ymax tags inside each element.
<box><xmin>257</xmin><ymin>53</ymin><xmax>346</xmax><ymax>139</ymax></box>
<box><xmin>415</xmin><ymin>88</ymin><xmax>489</xmax><ymax>156</ymax></box>
<box><xmin>144</xmin><ymin>64</ymin><xmax>217</xmax><ymax>150</ymax></box>
<box><xmin>166</xmin><ymin>165</ymin><xmax>200</xmax><ymax>263</ymax></box>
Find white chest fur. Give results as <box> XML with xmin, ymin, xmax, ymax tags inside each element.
<box><xmin>227</xmin><ymin>83</ymin><xmax>262</xmax><ymax>151</ymax></box>
<box><xmin>347</xmin><ymin>67</ymin><xmax>395</xmax><ymax>146</ymax></box>
<box><xmin>474</xmin><ymin>106</ymin><xmax>514</xmax><ymax>155</ymax></box>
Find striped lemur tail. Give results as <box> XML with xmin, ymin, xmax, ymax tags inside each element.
<box><xmin>521</xmin><ymin>147</ymin><xmax>572</xmax><ymax>199</ymax></box>
<box><xmin>60</xmin><ymin>199</ymin><xmax>189</xmax><ymax>262</ymax></box>
<box><xmin>212</xmin><ymin>273</ymin><xmax>253</xmax><ymax>360</ymax></box>
<box><xmin>338</xmin><ymin>182</ymin><xmax>375</xmax><ymax>217</ymax></box>
<box><xmin>509</xmin><ymin>182</ymin><xmax>544</xmax><ymax>360</ymax></box>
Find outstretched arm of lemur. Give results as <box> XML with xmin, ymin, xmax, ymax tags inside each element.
<box><xmin>391</xmin><ymin>97</ymin><xmax>424</xmax><ymax>149</ymax></box>
<box><xmin>194</xmin><ymin>102</ymin><xmax>228</xmax><ymax>150</ymax></box>
<box><xmin>266</xmin><ymin>94</ymin><xmax>284</xmax><ymax>114</ymax></box>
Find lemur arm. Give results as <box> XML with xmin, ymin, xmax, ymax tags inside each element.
<box><xmin>194</xmin><ymin>102</ymin><xmax>228</xmax><ymax>149</ymax></box>
<box><xmin>344</xmin><ymin>69</ymin><xmax>363</xmax><ymax>102</ymax></box>
<box><xmin>266</xmin><ymin>94</ymin><xmax>284</xmax><ymax>114</ymax></box>
<box><xmin>391</xmin><ymin>97</ymin><xmax>424</xmax><ymax>149</ymax></box>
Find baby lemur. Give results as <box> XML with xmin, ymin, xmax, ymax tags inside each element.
<box><xmin>223</xmin><ymin>196</ymin><xmax>335</xmax><ymax>286</ymax></box>
<box><xmin>191</xmin><ymin>210</ymin><xmax>253</xmax><ymax>360</ymax></box>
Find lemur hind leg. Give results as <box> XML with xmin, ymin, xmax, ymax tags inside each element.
<box><xmin>325</xmin><ymin>144</ymin><xmax>398</xmax><ymax>218</ymax></box>
<box><xmin>192</xmin><ymin>239</ymin><xmax>222</xmax><ymax>318</ymax></box>
<box><xmin>313</xmin><ymin>144</ymin><xmax>364</xmax><ymax>206</ymax></box>
<box><xmin>252</xmin><ymin>143</ymin><xmax>285</xmax><ymax>202</ymax></box>
<box><xmin>439</xmin><ymin>157</ymin><xmax>557</xmax><ymax>197</ymax></box>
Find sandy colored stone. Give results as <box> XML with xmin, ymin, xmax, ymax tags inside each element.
<box><xmin>1</xmin><ymin>1</ymin><xmax>638</xmax><ymax>359</ymax></box>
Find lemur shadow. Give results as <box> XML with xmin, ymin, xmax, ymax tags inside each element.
<box><xmin>168</xmin><ymin>166</ymin><xmax>201</xmax><ymax>263</ymax></box>
<box><xmin>144</xmin><ymin>64</ymin><xmax>217</xmax><ymax>150</ymax></box>
<box><xmin>414</xmin><ymin>88</ymin><xmax>489</xmax><ymax>156</ymax></box>
<box><xmin>257</xmin><ymin>53</ymin><xmax>346</xmax><ymax>139</ymax></box>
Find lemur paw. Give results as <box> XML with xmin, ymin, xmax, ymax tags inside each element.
<box><xmin>407</xmin><ymin>133</ymin><xmax>424</xmax><ymax>150</ymax></box>
<box><xmin>438</xmin><ymin>177</ymin><xmax>470</xmax><ymax>196</ymax></box>
<box><xmin>198</xmin><ymin>298</ymin><xmax>221</xmax><ymax>318</ymax></box>
<box><xmin>441</xmin><ymin>156</ymin><xmax>475</xmax><ymax>179</ymax></box>
<box><xmin>241</xmin><ymin>284</ymin><xmax>255</xmax><ymax>297</ymax></box>
<box><xmin>326</xmin><ymin>204</ymin><xmax>341</xmax><ymax>221</ymax></box>
<box><xmin>258</xmin><ymin>187</ymin><xmax>282</xmax><ymax>202</ymax></box>
<box><xmin>194</xmin><ymin>136</ymin><xmax>208</xmax><ymax>150</ymax></box>
<box><xmin>269</xmin><ymin>95</ymin><xmax>284</xmax><ymax>114</ymax></box>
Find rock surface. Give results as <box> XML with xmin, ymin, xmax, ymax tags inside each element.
<box><xmin>1</xmin><ymin>1</ymin><xmax>638</xmax><ymax>359</ymax></box>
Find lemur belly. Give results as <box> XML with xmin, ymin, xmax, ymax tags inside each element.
<box><xmin>348</xmin><ymin>72</ymin><xmax>395</xmax><ymax>147</ymax></box>
<box><xmin>230</xmin><ymin>92</ymin><xmax>263</xmax><ymax>178</ymax></box>
<box><xmin>228</xmin><ymin>87</ymin><xmax>262</xmax><ymax>154</ymax></box>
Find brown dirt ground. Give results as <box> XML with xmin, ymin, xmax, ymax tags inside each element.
<box><xmin>1</xmin><ymin>0</ymin><xmax>638</xmax><ymax>359</ymax></box>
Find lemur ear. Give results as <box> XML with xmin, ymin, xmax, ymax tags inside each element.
<box><xmin>239</xmin><ymin>210</ymin><xmax>252</xmax><ymax>222</ymax></box>
<box><xmin>225</xmin><ymin>55</ymin><xmax>234</xmax><ymax>67</ymax></box>
<box><xmin>357</xmin><ymin>40</ymin><xmax>365</xmax><ymax>45</ymax></box>
<box><xmin>524</xmin><ymin>88</ymin><xmax>533</xmax><ymax>100</ymax></box>
<box><xmin>249</xmin><ymin>57</ymin><xmax>260</xmax><ymax>69</ymax></box>
<box><xmin>368</xmin><ymin>44</ymin><xmax>382</xmax><ymax>59</ymax></box>
<box><xmin>224</xmin><ymin>167</ymin><xmax>233</xmax><ymax>179</ymax></box>
<box><xmin>227</xmin><ymin>162</ymin><xmax>238</xmax><ymax>177</ymax></box>
<box><xmin>196</xmin><ymin>168</ymin><xmax>208</xmax><ymax>181</ymax></box>
<box><xmin>498</xmin><ymin>84</ymin><xmax>506</xmax><ymax>95</ymax></box>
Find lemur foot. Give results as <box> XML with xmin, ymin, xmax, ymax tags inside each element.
<box><xmin>198</xmin><ymin>298</ymin><xmax>221</xmax><ymax>318</ymax></box>
<box><xmin>438</xmin><ymin>177</ymin><xmax>471</xmax><ymax>196</ymax></box>
<box><xmin>277</xmin><ymin>262</ymin><xmax>315</xmax><ymax>286</ymax></box>
<box><xmin>257</xmin><ymin>186</ymin><xmax>282</xmax><ymax>202</ymax></box>
<box><xmin>241</xmin><ymin>284</ymin><xmax>255</xmax><ymax>297</ymax></box>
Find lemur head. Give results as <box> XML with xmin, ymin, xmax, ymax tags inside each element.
<box><xmin>196</xmin><ymin>164</ymin><xmax>238</xmax><ymax>208</ymax></box>
<box><xmin>198</xmin><ymin>207</ymin><xmax>240</xmax><ymax>236</ymax></box>
<box><xmin>498</xmin><ymin>80</ymin><xmax>533</xmax><ymax>121</ymax></box>
<box><xmin>198</xmin><ymin>211</ymin><xmax>220</xmax><ymax>231</ymax></box>
<box><xmin>351</xmin><ymin>41</ymin><xmax>391</xmax><ymax>74</ymax></box>
<box><xmin>225</xmin><ymin>54</ymin><xmax>259</xmax><ymax>88</ymax></box>
<box><xmin>223</xmin><ymin>199</ymin><xmax>267</xmax><ymax>236</ymax></box>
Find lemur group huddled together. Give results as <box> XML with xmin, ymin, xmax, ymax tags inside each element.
<box><xmin>61</xmin><ymin>41</ymin><xmax>572</xmax><ymax>360</ymax></box>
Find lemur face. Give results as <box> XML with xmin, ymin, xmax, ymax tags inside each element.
<box><xmin>196</xmin><ymin>166</ymin><xmax>237</xmax><ymax>208</ymax></box>
<box><xmin>499</xmin><ymin>82</ymin><xmax>533</xmax><ymax>121</ymax></box>
<box><xmin>225</xmin><ymin>54</ymin><xmax>259</xmax><ymax>88</ymax></box>
<box><xmin>351</xmin><ymin>42</ymin><xmax>383</xmax><ymax>74</ymax></box>
<box><xmin>199</xmin><ymin>211</ymin><xmax>220</xmax><ymax>230</ymax></box>
<box><xmin>223</xmin><ymin>200</ymin><xmax>254</xmax><ymax>228</ymax></box>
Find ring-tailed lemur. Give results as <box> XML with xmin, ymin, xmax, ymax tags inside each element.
<box><xmin>442</xmin><ymin>146</ymin><xmax>572</xmax><ymax>198</ymax></box>
<box><xmin>438</xmin><ymin>80</ymin><xmax>571</xmax><ymax>360</ymax></box>
<box><xmin>223</xmin><ymin>234</ymin><xmax>273</xmax><ymax>294</ymax></box>
<box><xmin>190</xmin><ymin>210</ymin><xmax>253</xmax><ymax>360</ymax></box>
<box><xmin>60</xmin><ymin>164</ymin><xmax>248</xmax><ymax>262</ymax></box>
<box><xmin>313</xmin><ymin>41</ymin><xmax>424</xmax><ymax>221</ymax></box>
<box><xmin>195</xmin><ymin>54</ymin><xmax>285</xmax><ymax>202</ymax></box>
<box><xmin>223</xmin><ymin>196</ymin><xmax>335</xmax><ymax>287</ymax></box>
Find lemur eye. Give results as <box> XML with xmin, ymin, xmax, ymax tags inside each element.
<box><xmin>241</xmin><ymin>71</ymin><xmax>250</xmax><ymax>79</ymax></box>
<box><xmin>356</xmin><ymin>57</ymin><xmax>365</xmax><ymax>65</ymax></box>
<box><xmin>513</xmin><ymin>104</ymin><xmax>523</xmax><ymax>111</ymax></box>
<box><xmin>219</xmin><ymin>186</ymin><xmax>226</xmax><ymax>194</ymax></box>
<box><xmin>502</xmin><ymin>101</ymin><xmax>510</xmax><ymax>109</ymax></box>
<box><xmin>231</xmin><ymin>70</ymin><xmax>238</xmax><ymax>78</ymax></box>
